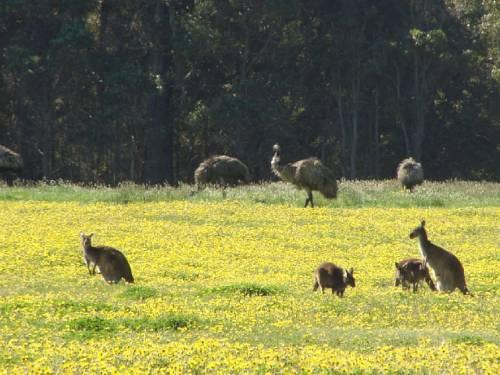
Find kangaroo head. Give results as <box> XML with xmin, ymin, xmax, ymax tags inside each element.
<box><xmin>344</xmin><ymin>267</ymin><xmax>355</xmax><ymax>288</ymax></box>
<box><xmin>395</xmin><ymin>262</ymin><xmax>413</xmax><ymax>283</ymax></box>
<box><xmin>409</xmin><ymin>220</ymin><xmax>426</xmax><ymax>239</ymax></box>
<box><xmin>80</xmin><ymin>232</ymin><xmax>94</xmax><ymax>248</ymax></box>
<box><xmin>394</xmin><ymin>262</ymin><xmax>405</xmax><ymax>285</ymax></box>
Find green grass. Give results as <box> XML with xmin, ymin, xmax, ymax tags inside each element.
<box><xmin>65</xmin><ymin>313</ymin><xmax>197</xmax><ymax>339</ymax></box>
<box><xmin>207</xmin><ymin>283</ymin><xmax>283</xmax><ymax>297</ymax></box>
<box><xmin>119</xmin><ymin>285</ymin><xmax>158</xmax><ymax>300</ymax></box>
<box><xmin>0</xmin><ymin>179</ymin><xmax>498</xmax><ymax>207</ymax></box>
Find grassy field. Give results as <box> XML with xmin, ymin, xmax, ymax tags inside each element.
<box><xmin>1</xmin><ymin>179</ymin><xmax>499</xmax><ymax>207</ymax></box>
<box><xmin>0</xmin><ymin>181</ymin><xmax>498</xmax><ymax>373</ymax></box>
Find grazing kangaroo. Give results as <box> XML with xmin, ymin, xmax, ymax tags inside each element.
<box><xmin>409</xmin><ymin>221</ymin><xmax>470</xmax><ymax>295</ymax></box>
<box><xmin>79</xmin><ymin>233</ymin><xmax>134</xmax><ymax>283</ymax></box>
<box><xmin>313</xmin><ymin>263</ymin><xmax>355</xmax><ymax>297</ymax></box>
<box><xmin>394</xmin><ymin>258</ymin><xmax>436</xmax><ymax>292</ymax></box>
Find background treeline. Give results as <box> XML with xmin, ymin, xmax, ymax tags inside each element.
<box><xmin>0</xmin><ymin>0</ymin><xmax>498</xmax><ymax>184</ymax></box>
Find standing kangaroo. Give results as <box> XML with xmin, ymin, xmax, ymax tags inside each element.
<box><xmin>409</xmin><ymin>221</ymin><xmax>470</xmax><ymax>294</ymax></box>
<box><xmin>80</xmin><ymin>233</ymin><xmax>134</xmax><ymax>283</ymax></box>
<box><xmin>313</xmin><ymin>263</ymin><xmax>355</xmax><ymax>297</ymax></box>
<box><xmin>394</xmin><ymin>258</ymin><xmax>436</xmax><ymax>292</ymax></box>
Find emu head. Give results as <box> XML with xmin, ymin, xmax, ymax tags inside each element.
<box><xmin>402</xmin><ymin>157</ymin><xmax>416</xmax><ymax>170</ymax></box>
<box><xmin>344</xmin><ymin>267</ymin><xmax>355</xmax><ymax>288</ymax></box>
<box><xmin>80</xmin><ymin>232</ymin><xmax>94</xmax><ymax>248</ymax></box>
<box><xmin>272</xmin><ymin>144</ymin><xmax>280</xmax><ymax>157</ymax></box>
<box><xmin>409</xmin><ymin>220</ymin><xmax>426</xmax><ymax>239</ymax></box>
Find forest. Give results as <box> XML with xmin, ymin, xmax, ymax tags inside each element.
<box><xmin>0</xmin><ymin>0</ymin><xmax>498</xmax><ymax>184</ymax></box>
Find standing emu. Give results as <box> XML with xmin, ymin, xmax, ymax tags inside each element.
<box><xmin>0</xmin><ymin>145</ymin><xmax>23</xmax><ymax>183</ymax></box>
<box><xmin>397</xmin><ymin>157</ymin><xmax>424</xmax><ymax>191</ymax></box>
<box><xmin>194</xmin><ymin>155</ymin><xmax>250</xmax><ymax>189</ymax></box>
<box><xmin>271</xmin><ymin>144</ymin><xmax>337</xmax><ymax>207</ymax></box>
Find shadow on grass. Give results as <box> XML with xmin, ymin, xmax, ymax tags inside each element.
<box><xmin>205</xmin><ymin>283</ymin><xmax>283</xmax><ymax>297</ymax></box>
<box><xmin>65</xmin><ymin>313</ymin><xmax>198</xmax><ymax>339</ymax></box>
<box><xmin>119</xmin><ymin>286</ymin><xmax>158</xmax><ymax>300</ymax></box>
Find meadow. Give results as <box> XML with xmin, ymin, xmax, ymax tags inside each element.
<box><xmin>0</xmin><ymin>181</ymin><xmax>498</xmax><ymax>373</ymax></box>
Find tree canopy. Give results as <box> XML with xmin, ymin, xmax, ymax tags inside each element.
<box><xmin>1</xmin><ymin>0</ymin><xmax>498</xmax><ymax>183</ymax></box>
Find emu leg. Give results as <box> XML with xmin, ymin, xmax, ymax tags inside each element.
<box><xmin>304</xmin><ymin>191</ymin><xmax>314</xmax><ymax>207</ymax></box>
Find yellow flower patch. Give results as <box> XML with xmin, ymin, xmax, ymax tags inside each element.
<box><xmin>0</xmin><ymin>201</ymin><xmax>498</xmax><ymax>373</ymax></box>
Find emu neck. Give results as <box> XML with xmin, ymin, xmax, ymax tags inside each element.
<box><xmin>271</xmin><ymin>154</ymin><xmax>295</xmax><ymax>183</ymax></box>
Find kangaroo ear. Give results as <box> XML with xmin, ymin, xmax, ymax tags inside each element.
<box><xmin>421</xmin><ymin>220</ymin><xmax>426</xmax><ymax>227</ymax></box>
<box><xmin>349</xmin><ymin>267</ymin><xmax>354</xmax><ymax>274</ymax></box>
<box><xmin>79</xmin><ymin>232</ymin><xmax>85</xmax><ymax>238</ymax></box>
<box><xmin>395</xmin><ymin>262</ymin><xmax>399</xmax><ymax>269</ymax></box>
<box><xmin>89</xmin><ymin>233</ymin><xmax>94</xmax><ymax>238</ymax></box>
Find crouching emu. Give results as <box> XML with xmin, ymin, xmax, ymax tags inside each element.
<box><xmin>409</xmin><ymin>221</ymin><xmax>470</xmax><ymax>295</ymax></box>
<box><xmin>313</xmin><ymin>263</ymin><xmax>355</xmax><ymax>297</ymax></box>
<box><xmin>80</xmin><ymin>232</ymin><xmax>134</xmax><ymax>284</ymax></box>
<box><xmin>271</xmin><ymin>144</ymin><xmax>337</xmax><ymax>207</ymax></box>
<box><xmin>397</xmin><ymin>157</ymin><xmax>424</xmax><ymax>191</ymax></box>
<box><xmin>394</xmin><ymin>258</ymin><xmax>436</xmax><ymax>292</ymax></box>
<box><xmin>194</xmin><ymin>155</ymin><xmax>250</xmax><ymax>190</ymax></box>
<box><xmin>0</xmin><ymin>145</ymin><xmax>23</xmax><ymax>183</ymax></box>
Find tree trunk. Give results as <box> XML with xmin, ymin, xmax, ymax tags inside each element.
<box><xmin>336</xmin><ymin>93</ymin><xmax>348</xmax><ymax>177</ymax></box>
<box><xmin>395</xmin><ymin>64</ymin><xmax>411</xmax><ymax>156</ymax></box>
<box><xmin>41</xmin><ymin>80</ymin><xmax>53</xmax><ymax>179</ymax></box>
<box><xmin>143</xmin><ymin>1</ymin><xmax>174</xmax><ymax>185</ymax></box>
<box><xmin>373</xmin><ymin>87</ymin><xmax>380</xmax><ymax>177</ymax></box>
<box><xmin>412</xmin><ymin>49</ymin><xmax>426</xmax><ymax>161</ymax></box>
<box><xmin>349</xmin><ymin>77</ymin><xmax>360</xmax><ymax>178</ymax></box>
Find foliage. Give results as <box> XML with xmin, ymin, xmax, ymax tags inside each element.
<box><xmin>0</xmin><ymin>0</ymin><xmax>498</xmax><ymax>183</ymax></box>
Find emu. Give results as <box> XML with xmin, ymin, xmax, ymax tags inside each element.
<box><xmin>194</xmin><ymin>155</ymin><xmax>250</xmax><ymax>189</ymax></box>
<box><xmin>271</xmin><ymin>144</ymin><xmax>337</xmax><ymax>207</ymax></box>
<box><xmin>397</xmin><ymin>157</ymin><xmax>424</xmax><ymax>191</ymax></box>
<box><xmin>409</xmin><ymin>221</ymin><xmax>470</xmax><ymax>295</ymax></box>
<box><xmin>313</xmin><ymin>263</ymin><xmax>355</xmax><ymax>297</ymax></box>
<box><xmin>80</xmin><ymin>233</ymin><xmax>134</xmax><ymax>284</ymax></box>
<box><xmin>0</xmin><ymin>145</ymin><xmax>23</xmax><ymax>183</ymax></box>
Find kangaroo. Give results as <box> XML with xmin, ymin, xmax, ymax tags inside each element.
<box><xmin>394</xmin><ymin>258</ymin><xmax>436</xmax><ymax>292</ymax></box>
<box><xmin>313</xmin><ymin>262</ymin><xmax>355</xmax><ymax>297</ymax></box>
<box><xmin>79</xmin><ymin>232</ymin><xmax>134</xmax><ymax>283</ymax></box>
<box><xmin>409</xmin><ymin>221</ymin><xmax>470</xmax><ymax>295</ymax></box>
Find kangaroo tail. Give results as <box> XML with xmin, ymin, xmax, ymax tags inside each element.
<box><xmin>124</xmin><ymin>268</ymin><xmax>134</xmax><ymax>283</ymax></box>
<box><xmin>461</xmin><ymin>285</ymin><xmax>472</xmax><ymax>296</ymax></box>
<box><xmin>313</xmin><ymin>281</ymin><xmax>319</xmax><ymax>292</ymax></box>
<box><xmin>125</xmin><ymin>276</ymin><xmax>135</xmax><ymax>283</ymax></box>
<box><xmin>122</xmin><ymin>260</ymin><xmax>134</xmax><ymax>283</ymax></box>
